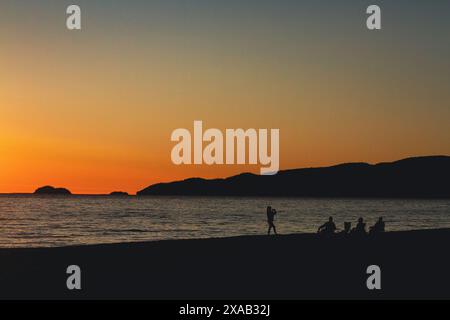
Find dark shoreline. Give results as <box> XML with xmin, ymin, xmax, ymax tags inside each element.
<box><xmin>1</xmin><ymin>229</ymin><xmax>450</xmax><ymax>299</ymax></box>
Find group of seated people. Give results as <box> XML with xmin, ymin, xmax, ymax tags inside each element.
<box><xmin>317</xmin><ymin>216</ymin><xmax>385</xmax><ymax>236</ymax></box>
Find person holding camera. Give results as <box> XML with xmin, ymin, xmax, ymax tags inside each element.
<box><xmin>266</xmin><ymin>206</ymin><xmax>278</xmax><ymax>235</ymax></box>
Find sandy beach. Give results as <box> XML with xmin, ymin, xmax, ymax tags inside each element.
<box><xmin>1</xmin><ymin>229</ymin><xmax>450</xmax><ymax>300</ymax></box>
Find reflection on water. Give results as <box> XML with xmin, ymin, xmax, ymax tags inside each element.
<box><xmin>0</xmin><ymin>195</ymin><xmax>449</xmax><ymax>248</ymax></box>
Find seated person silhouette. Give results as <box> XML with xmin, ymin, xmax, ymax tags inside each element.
<box><xmin>267</xmin><ymin>206</ymin><xmax>277</xmax><ymax>235</ymax></box>
<box><xmin>369</xmin><ymin>217</ymin><xmax>385</xmax><ymax>235</ymax></box>
<box><xmin>351</xmin><ymin>217</ymin><xmax>367</xmax><ymax>236</ymax></box>
<box><xmin>318</xmin><ymin>217</ymin><xmax>337</xmax><ymax>236</ymax></box>
<box><xmin>339</xmin><ymin>222</ymin><xmax>351</xmax><ymax>235</ymax></box>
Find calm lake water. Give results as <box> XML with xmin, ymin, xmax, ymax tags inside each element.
<box><xmin>0</xmin><ymin>195</ymin><xmax>449</xmax><ymax>248</ymax></box>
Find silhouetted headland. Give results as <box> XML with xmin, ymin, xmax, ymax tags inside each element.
<box><xmin>34</xmin><ymin>186</ymin><xmax>72</xmax><ymax>195</ymax></box>
<box><xmin>137</xmin><ymin>156</ymin><xmax>450</xmax><ymax>198</ymax></box>
<box><xmin>1</xmin><ymin>228</ymin><xmax>450</xmax><ymax>299</ymax></box>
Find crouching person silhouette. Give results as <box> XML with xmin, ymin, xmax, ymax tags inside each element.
<box><xmin>369</xmin><ymin>217</ymin><xmax>385</xmax><ymax>235</ymax></box>
<box><xmin>351</xmin><ymin>217</ymin><xmax>367</xmax><ymax>236</ymax></box>
<box><xmin>267</xmin><ymin>206</ymin><xmax>277</xmax><ymax>235</ymax></box>
<box><xmin>318</xmin><ymin>217</ymin><xmax>337</xmax><ymax>236</ymax></box>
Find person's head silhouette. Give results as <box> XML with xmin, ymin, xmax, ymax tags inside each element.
<box><xmin>358</xmin><ymin>217</ymin><xmax>364</xmax><ymax>223</ymax></box>
<box><xmin>329</xmin><ymin>216</ymin><xmax>333</xmax><ymax>222</ymax></box>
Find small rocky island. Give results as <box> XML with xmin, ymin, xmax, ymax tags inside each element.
<box><xmin>34</xmin><ymin>186</ymin><xmax>72</xmax><ymax>195</ymax></box>
<box><xmin>109</xmin><ymin>191</ymin><xmax>129</xmax><ymax>197</ymax></box>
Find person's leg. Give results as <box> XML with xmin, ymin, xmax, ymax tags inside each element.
<box><xmin>273</xmin><ymin>224</ymin><xmax>277</xmax><ymax>235</ymax></box>
<box><xmin>268</xmin><ymin>224</ymin><xmax>271</xmax><ymax>235</ymax></box>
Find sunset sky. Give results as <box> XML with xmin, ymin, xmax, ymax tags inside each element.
<box><xmin>1</xmin><ymin>0</ymin><xmax>449</xmax><ymax>194</ymax></box>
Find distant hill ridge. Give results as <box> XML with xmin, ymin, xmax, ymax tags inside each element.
<box><xmin>137</xmin><ymin>156</ymin><xmax>450</xmax><ymax>198</ymax></box>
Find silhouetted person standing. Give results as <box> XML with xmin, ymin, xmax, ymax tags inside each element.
<box><xmin>318</xmin><ymin>217</ymin><xmax>337</xmax><ymax>235</ymax></box>
<box><xmin>369</xmin><ymin>217</ymin><xmax>385</xmax><ymax>235</ymax></box>
<box><xmin>267</xmin><ymin>206</ymin><xmax>277</xmax><ymax>235</ymax></box>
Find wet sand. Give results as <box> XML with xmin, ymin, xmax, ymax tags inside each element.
<box><xmin>1</xmin><ymin>229</ymin><xmax>450</xmax><ymax>299</ymax></box>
